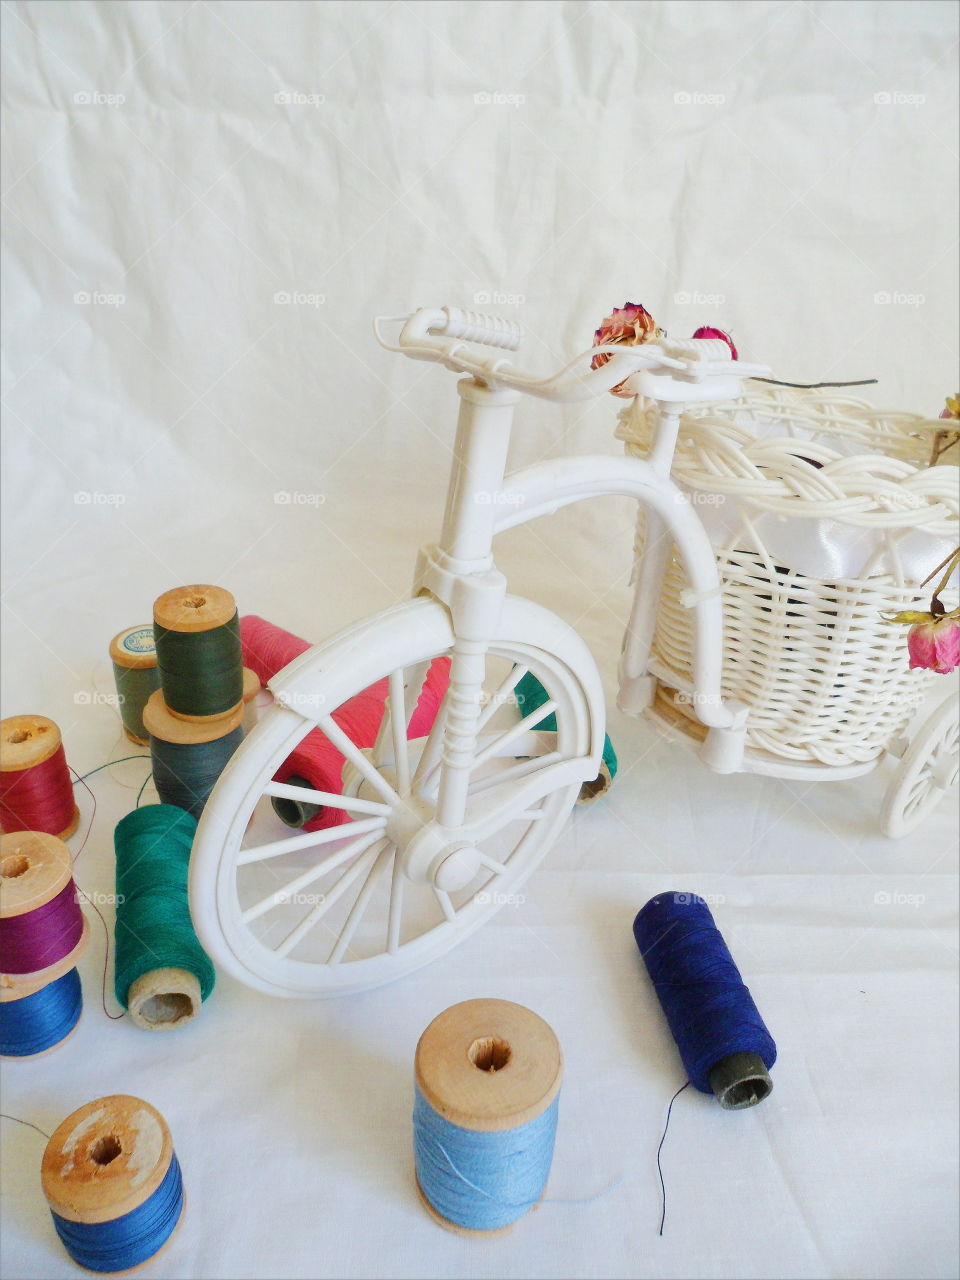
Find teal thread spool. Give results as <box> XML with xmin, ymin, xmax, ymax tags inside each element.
<box><xmin>515</xmin><ymin>671</ymin><xmax>618</xmax><ymax>803</ymax></box>
<box><xmin>114</xmin><ymin>804</ymin><xmax>215</xmax><ymax>1031</ymax></box>
<box><xmin>153</xmin><ymin>585</ymin><xmax>243</xmax><ymax>723</ymax></box>
<box><xmin>143</xmin><ymin>691</ymin><xmax>243</xmax><ymax>821</ymax></box>
<box><xmin>414</xmin><ymin>998</ymin><xmax>563</xmax><ymax>1235</ymax></box>
<box><xmin>109</xmin><ymin>626</ymin><xmax>161</xmax><ymax>746</ymax></box>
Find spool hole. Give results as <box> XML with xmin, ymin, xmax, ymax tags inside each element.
<box><xmin>724</xmin><ymin>1076</ymin><xmax>772</xmax><ymax>1109</ymax></box>
<box><xmin>468</xmin><ymin>1036</ymin><xmax>512</xmax><ymax>1072</ymax></box>
<box><xmin>182</xmin><ymin>595</ymin><xmax>207</xmax><ymax>609</ymax></box>
<box><xmin>139</xmin><ymin>992</ymin><xmax>196</xmax><ymax>1026</ymax></box>
<box><xmin>1</xmin><ymin>854</ymin><xmax>31</xmax><ymax>878</ymax></box>
<box><xmin>578</xmin><ymin>772</ymin><xmax>607</xmax><ymax>802</ymax></box>
<box><xmin>89</xmin><ymin>1135</ymin><xmax>122</xmax><ymax>1166</ymax></box>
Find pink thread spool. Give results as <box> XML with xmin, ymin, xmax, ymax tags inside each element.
<box><xmin>240</xmin><ymin>616</ymin><xmax>449</xmax><ymax>830</ymax></box>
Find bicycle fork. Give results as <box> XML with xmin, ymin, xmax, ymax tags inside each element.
<box><xmin>413</xmin><ymin>377</ymin><xmax>519</xmax><ymax>831</ymax></box>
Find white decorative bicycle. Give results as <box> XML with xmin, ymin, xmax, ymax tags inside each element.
<box><xmin>189</xmin><ymin>306</ymin><xmax>957</xmax><ymax>998</ymax></box>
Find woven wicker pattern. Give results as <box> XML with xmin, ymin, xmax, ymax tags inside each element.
<box><xmin>617</xmin><ymin>386</ymin><xmax>958</xmax><ymax>767</ymax></box>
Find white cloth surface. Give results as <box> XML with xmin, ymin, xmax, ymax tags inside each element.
<box><xmin>1</xmin><ymin>3</ymin><xmax>958</xmax><ymax>1278</ymax></box>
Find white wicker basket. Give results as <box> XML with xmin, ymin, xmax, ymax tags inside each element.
<box><xmin>617</xmin><ymin>386</ymin><xmax>959</xmax><ymax>768</ymax></box>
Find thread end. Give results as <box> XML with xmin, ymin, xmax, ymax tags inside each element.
<box><xmin>709</xmin><ymin>1052</ymin><xmax>772</xmax><ymax>1110</ymax></box>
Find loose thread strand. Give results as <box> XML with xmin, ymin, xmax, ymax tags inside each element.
<box><xmin>657</xmin><ymin>1081</ymin><xmax>690</xmax><ymax>1237</ymax></box>
<box><xmin>0</xmin><ymin>1114</ymin><xmax>51</xmax><ymax>1140</ymax></box>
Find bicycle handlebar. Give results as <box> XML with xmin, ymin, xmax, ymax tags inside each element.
<box><xmin>373</xmin><ymin>306</ymin><xmax>770</xmax><ymax>403</ymax></box>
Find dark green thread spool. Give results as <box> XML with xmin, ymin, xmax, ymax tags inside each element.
<box><xmin>515</xmin><ymin>671</ymin><xmax>618</xmax><ymax>804</ymax></box>
<box><xmin>153</xmin><ymin>585</ymin><xmax>243</xmax><ymax>722</ymax></box>
<box><xmin>109</xmin><ymin>626</ymin><xmax>161</xmax><ymax>745</ymax></box>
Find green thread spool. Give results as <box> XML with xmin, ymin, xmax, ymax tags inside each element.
<box><xmin>143</xmin><ymin>691</ymin><xmax>243</xmax><ymax>820</ymax></box>
<box><xmin>153</xmin><ymin>585</ymin><xmax>243</xmax><ymax>722</ymax></box>
<box><xmin>114</xmin><ymin>804</ymin><xmax>216</xmax><ymax>1031</ymax></box>
<box><xmin>515</xmin><ymin>671</ymin><xmax>618</xmax><ymax>804</ymax></box>
<box><xmin>109</xmin><ymin>626</ymin><xmax>161</xmax><ymax>746</ymax></box>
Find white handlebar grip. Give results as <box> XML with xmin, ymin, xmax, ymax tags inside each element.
<box><xmin>660</xmin><ymin>337</ymin><xmax>733</xmax><ymax>362</ymax></box>
<box><xmin>441</xmin><ymin>306</ymin><xmax>523</xmax><ymax>351</ymax></box>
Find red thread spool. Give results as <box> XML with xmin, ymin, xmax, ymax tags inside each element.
<box><xmin>240</xmin><ymin>616</ymin><xmax>450</xmax><ymax>831</ymax></box>
<box><xmin>0</xmin><ymin>716</ymin><xmax>79</xmax><ymax>840</ymax></box>
<box><xmin>1</xmin><ymin>831</ymin><xmax>88</xmax><ymax>982</ymax></box>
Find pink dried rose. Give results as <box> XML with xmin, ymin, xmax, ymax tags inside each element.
<box><xmin>592</xmin><ymin>303</ymin><xmax>660</xmax><ymax>396</ymax></box>
<box><xmin>906</xmin><ymin>615</ymin><xmax>960</xmax><ymax>673</ymax></box>
<box><xmin>692</xmin><ymin>326</ymin><xmax>738</xmax><ymax>360</ymax></box>
<box><xmin>887</xmin><ymin>547</ymin><xmax>960</xmax><ymax>673</ymax></box>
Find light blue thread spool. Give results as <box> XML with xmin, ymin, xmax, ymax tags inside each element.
<box><xmin>414</xmin><ymin>998</ymin><xmax>563</xmax><ymax>1235</ymax></box>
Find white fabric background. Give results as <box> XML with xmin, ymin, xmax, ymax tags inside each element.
<box><xmin>1</xmin><ymin>2</ymin><xmax>958</xmax><ymax>1278</ymax></box>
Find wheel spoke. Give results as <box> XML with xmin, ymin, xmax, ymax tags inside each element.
<box><xmin>387</xmin><ymin>846</ymin><xmax>405</xmax><ymax>954</ymax></box>
<box><xmin>275</xmin><ymin>843</ymin><xmax>382</xmax><ymax>958</ymax></box>
<box><xmin>237</xmin><ymin>816</ymin><xmax>386</xmax><ymax>866</ymax></box>
<box><xmin>241</xmin><ymin>828</ymin><xmax>385</xmax><ymax>924</ymax></box>
<box><xmin>263</xmin><ymin>780</ymin><xmax>390</xmax><ymax>818</ymax></box>
<box><xmin>470</xmin><ymin>701</ymin><xmax>558</xmax><ymax>769</ymax></box>
<box><xmin>389</xmin><ymin>669</ymin><xmax>411</xmax><ymax>794</ymax></box>
<box><xmin>412</xmin><ymin>699</ymin><xmax>449</xmax><ymax>791</ymax></box>
<box><xmin>319</xmin><ymin>714</ymin><xmax>399</xmax><ymax>804</ymax></box>
<box><xmin>477</xmin><ymin>851</ymin><xmax>508</xmax><ymax>875</ymax></box>
<box><xmin>467</xmin><ymin>752</ymin><xmax>562</xmax><ymax>798</ymax></box>
<box><xmin>475</xmin><ymin>664</ymin><xmax>528</xmax><ymax>733</ymax></box>
<box><xmin>433</xmin><ymin>886</ymin><xmax>456</xmax><ymax>923</ymax></box>
<box><xmin>329</xmin><ymin>840</ymin><xmax>395</xmax><ymax>965</ymax></box>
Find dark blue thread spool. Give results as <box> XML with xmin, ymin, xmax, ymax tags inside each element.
<box><xmin>633</xmin><ymin>892</ymin><xmax>776</xmax><ymax>1109</ymax></box>
<box><xmin>42</xmin><ymin>1094</ymin><xmax>184</xmax><ymax>1273</ymax></box>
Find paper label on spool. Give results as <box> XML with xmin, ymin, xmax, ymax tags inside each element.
<box><xmin>119</xmin><ymin>628</ymin><xmax>155</xmax><ymax>656</ymax></box>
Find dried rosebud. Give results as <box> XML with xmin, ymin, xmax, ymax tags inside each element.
<box><xmin>940</xmin><ymin>394</ymin><xmax>959</xmax><ymax>420</ymax></box>
<box><xmin>592</xmin><ymin>302</ymin><xmax>660</xmax><ymax>396</ymax></box>
<box><xmin>907</xmin><ymin>615</ymin><xmax>960</xmax><ymax>673</ymax></box>
<box><xmin>692</xmin><ymin>326</ymin><xmax>738</xmax><ymax>359</ymax></box>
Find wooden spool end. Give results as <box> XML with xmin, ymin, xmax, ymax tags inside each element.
<box><xmin>42</xmin><ymin>1096</ymin><xmax>175</xmax><ymax>1227</ymax></box>
<box><xmin>142</xmin><ymin>691</ymin><xmax>242</xmax><ymax>746</ymax></box>
<box><xmin>0</xmin><ymin>715</ymin><xmax>63</xmax><ymax>773</ymax></box>
<box><xmin>1</xmin><ymin>918</ymin><xmax>90</xmax><ymax>999</ymax></box>
<box><xmin>241</xmin><ymin>668</ymin><xmax>260</xmax><ymax>733</ymax></box>
<box><xmin>575</xmin><ymin>759</ymin><xmax>614</xmax><ymax>806</ymax></box>
<box><xmin>414</xmin><ymin>998</ymin><xmax>563</xmax><ymax>1235</ymax></box>
<box><xmin>0</xmin><ymin>831</ymin><xmax>72</xmax><ymax>919</ymax></box>
<box><xmin>0</xmin><ymin>719</ymin><xmax>78</xmax><ymax>838</ymax></box>
<box><xmin>153</xmin><ymin>584</ymin><xmax>236</xmax><ymax>635</ymax></box>
<box><xmin>109</xmin><ymin>627</ymin><xmax>157</xmax><ymax>670</ymax></box>
<box><xmin>127</xmin><ymin>968</ymin><xmax>201</xmax><ymax>1031</ymax></box>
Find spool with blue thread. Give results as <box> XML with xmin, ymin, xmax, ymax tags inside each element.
<box><xmin>514</xmin><ymin>671</ymin><xmax>618</xmax><ymax>804</ymax></box>
<box><xmin>41</xmin><ymin>1095</ymin><xmax>185</xmax><ymax>1273</ymax></box>
<box><xmin>109</xmin><ymin>626</ymin><xmax>161</xmax><ymax>746</ymax></box>
<box><xmin>114</xmin><ymin>804</ymin><xmax>216</xmax><ymax>1031</ymax></box>
<box><xmin>143</xmin><ymin>690</ymin><xmax>243</xmax><ymax>820</ymax></box>
<box><xmin>414</xmin><ymin>998</ymin><xmax>563</xmax><ymax>1235</ymax></box>
<box><xmin>1</xmin><ymin>965</ymin><xmax>85</xmax><ymax>1058</ymax></box>
<box><xmin>633</xmin><ymin>892</ymin><xmax>776</xmax><ymax>1109</ymax></box>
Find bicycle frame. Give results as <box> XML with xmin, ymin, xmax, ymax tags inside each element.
<box><xmin>413</xmin><ymin>375</ymin><xmax>749</xmax><ymax>831</ymax></box>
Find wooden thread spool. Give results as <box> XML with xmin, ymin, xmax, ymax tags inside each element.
<box><xmin>153</xmin><ymin>584</ymin><xmax>243</xmax><ymax>723</ymax></box>
<box><xmin>142</xmin><ymin>691</ymin><xmax>243</xmax><ymax>821</ymax></box>
<box><xmin>0</xmin><ymin>832</ymin><xmax>87</xmax><ymax>980</ymax></box>
<box><xmin>0</xmin><ymin>715</ymin><xmax>79</xmax><ymax>839</ymax></box>
<box><xmin>42</xmin><ymin>1095</ymin><xmax>184</xmax><ymax>1273</ymax></box>
<box><xmin>414</xmin><ymin>998</ymin><xmax>563</xmax><ymax>1235</ymax></box>
<box><xmin>242</xmin><ymin>667</ymin><xmax>260</xmax><ymax>735</ymax></box>
<box><xmin>109</xmin><ymin>626</ymin><xmax>161</xmax><ymax>746</ymax></box>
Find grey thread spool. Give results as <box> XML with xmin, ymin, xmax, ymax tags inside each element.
<box><xmin>143</xmin><ymin>692</ymin><xmax>243</xmax><ymax>820</ymax></box>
